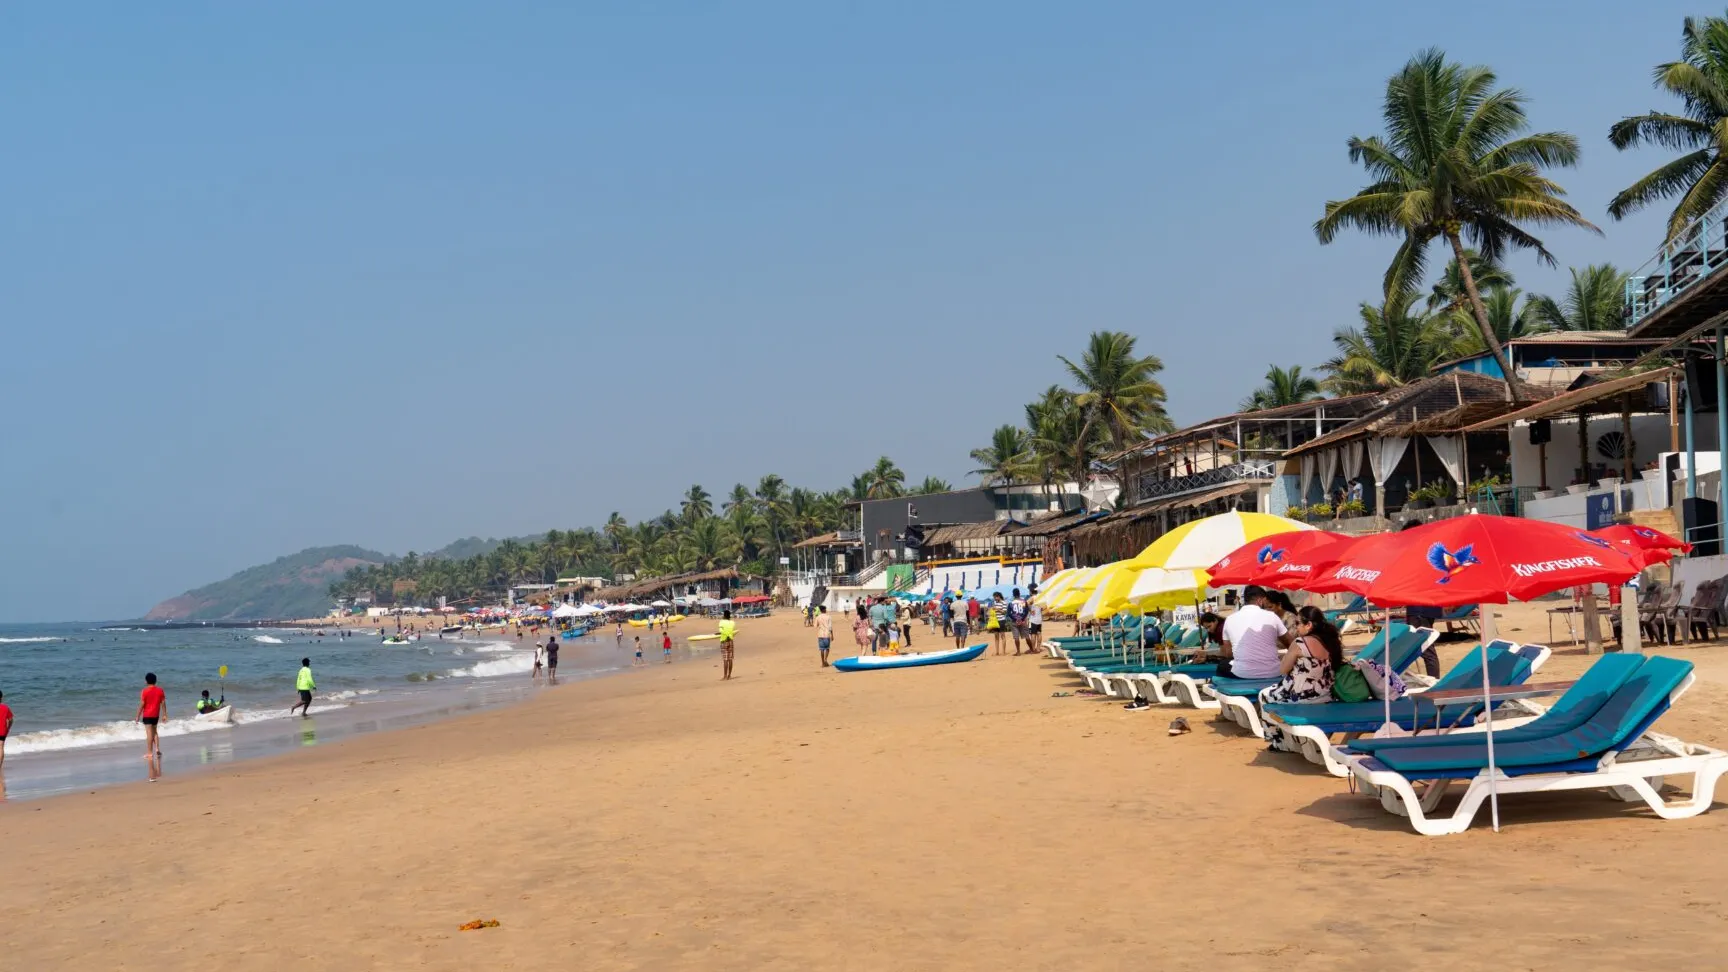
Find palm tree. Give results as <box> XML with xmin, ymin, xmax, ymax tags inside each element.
<box><xmin>1445</xmin><ymin>285</ymin><xmax>1545</xmax><ymax>358</ymax></box>
<box><xmin>1529</xmin><ymin>264</ymin><xmax>1632</xmax><ymax>332</ymax></box>
<box><xmin>1609</xmin><ymin>15</ymin><xmax>1728</xmax><ymax>241</ymax></box>
<box><xmin>1059</xmin><ymin>331</ymin><xmax>1170</xmax><ymax>473</ymax></box>
<box><xmin>680</xmin><ymin>484</ymin><xmax>712</xmax><ymax>525</ymax></box>
<box><xmin>913</xmin><ymin>476</ymin><xmax>952</xmax><ymax>495</ymax></box>
<box><xmin>1239</xmin><ymin>365</ymin><xmax>1324</xmax><ymax>412</ymax></box>
<box><xmin>846</xmin><ymin>474</ymin><xmax>872</xmax><ymax>502</ymax></box>
<box><xmin>1316</xmin><ymin>49</ymin><xmax>1598</xmax><ymax>399</ymax></box>
<box><xmin>1025</xmin><ymin>385</ymin><xmax>1095</xmax><ymax>502</ymax></box>
<box><xmin>680</xmin><ymin>518</ymin><xmax>735</xmax><ymax>570</ymax></box>
<box><xmin>603</xmin><ymin>513</ymin><xmax>627</xmax><ymax>555</ymax></box>
<box><xmin>1426</xmin><ymin>250</ymin><xmax>1515</xmax><ymax>314</ymax></box>
<box><xmin>863</xmin><ymin>457</ymin><xmax>906</xmax><ymax>499</ymax></box>
<box><xmin>969</xmin><ymin>425</ymin><xmax>1030</xmax><ymax>487</ymax></box>
<box><xmin>1323</xmin><ymin>292</ymin><xmax>1454</xmax><ymax>395</ymax></box>
<box><xmin>723</xmin><ymin>484</ymin><xmax>754</xmax><ymax>515</ymax></box>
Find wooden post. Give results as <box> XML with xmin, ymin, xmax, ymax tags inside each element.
<box><xmin>1577</xmin><ymin>409</ymin><xmax>1591</xmax><ymax>486</ymax></box>
<box><xmin>1581</xmin><ymin>587</ymin><xmax>1602</xmax><ymax>655</ymax></box>
<box><xmin>1621</xmin><ymin>399</ymin><xmax>1634</xmax><ymax>482</ymax></box>
<box><xmin>1670</xmin><ymin>373</ymin><xmax>1681</xmax><ymax>455</ymax></box>
<box><xmin>1620</xmin><ymin>584</ymin><xmax>1641</xmax><ymax>653</ymax></box>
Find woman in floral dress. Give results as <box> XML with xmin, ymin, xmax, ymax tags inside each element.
<box><xmin>1259</xmin><ymin>606</ymin><xmax>1344</xmax><ymax>752</ymax></box>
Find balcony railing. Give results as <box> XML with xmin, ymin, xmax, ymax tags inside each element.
<box><xmin>1626</xmin><ymin>193</ymin><xmax>1728</xmax><ymax>327</ymax></box>
<box><xmin>1134</xmin><ymin>459</ymin><xmax>1277</xmax><ymax>505</ymax></box>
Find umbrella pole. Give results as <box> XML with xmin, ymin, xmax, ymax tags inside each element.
<box><xmin>1481</xmin><ymin>603</ymin><xmax>1501</xmax><ymax>833</ymax></box>
<box><xmin>1382</xmin><ymin>607</ymin><xmax>1393</xmax><ymax>732</ymax></box>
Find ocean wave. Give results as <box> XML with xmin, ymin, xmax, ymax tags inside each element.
<box><xmin>0</xmin><ymin>636</ymin><xmax>59</xmax><ymax>643</ymax></box>
<box><xmin>470</xmin><ymin>641</ymin><xmax>518</xmax><ymax>653</ymax></box>
<box><xmin>324</xmin><ymin>689</ymin><xmax>379</xmax><ymax>702</ymax></box>
<box><xmin>253</xmin><ymin>635</ymin><xmax>285</xmax><ymax>644</ymax></box>
<box><xmin>98</xmin><ymin>627</ymin><xmax>145</xmax><ymax>632</ymax></box>
<box><xmin>447</xmin><ymin>651</ymin><xmax>535</xmax><ymax>678</ymax></box>
<box><xmin>8</xmin><ymin>715</ymin><xmax>239</xmax><ymax>755</ymax></box>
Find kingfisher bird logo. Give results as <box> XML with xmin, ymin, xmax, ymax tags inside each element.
<box><xmin>1256</xmin><ymin>545</ymin><xmax>1286</xmax><ymax>566</ymax></box>
<box><xmin>1427</xmin><ymin>542</ymin><xmax>1479</xmax><ymax>584</ymax></box>
<box><xmin>1632</xmin><ymin>527</ymin><xmax>1659</xmax><ymax>541</ymax></box>
<box><xmin>1576</xmin><ymin>532</ymin><xmax>1612</xmax><ymax>549</ymax></box>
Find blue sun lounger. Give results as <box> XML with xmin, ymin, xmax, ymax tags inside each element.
<box><xmin>1260</xmin><ymin>641</ymin><xmax>1551</xmax><ymax>776</ymax></box>
<box><xmin>1339</xmin><ymin>655</ymin><xmax>1728</xmax><ymax>835</ymax></box>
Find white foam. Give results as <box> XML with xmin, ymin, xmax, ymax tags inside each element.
<box><xmin>8</xmin><ymin>715</ymin><xmax>240</xmax><ymax>754</ymax></box>
<box><xmin>0</xmin><ymin>636</ymin><xmax>57</xmax><ymax>643</ymax></box>
<box><xmin>253</xmin><ymin>635</ymin><xmax>285</xmax><ymax>644</ymax></box>
<box><xmin>324</xmin><ymin>689</ymin><xmax>380</xmax><ymax>702</ymax></box>
<box><xmin>447</xmin><ymin>651</ymin><xmax>535</xmax><ymax>678</ymax></box>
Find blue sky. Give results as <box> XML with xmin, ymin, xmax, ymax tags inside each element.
<box><xmin>0</xmin><ymin>1</ymin><xmax>1707</xmax><ymax>620</ymax></box>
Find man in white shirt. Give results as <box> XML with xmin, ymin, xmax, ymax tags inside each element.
<box><xmin>1215</xmin><ymin>586</ymin><xmax>1290</xmax><ymax>678</ymax></box>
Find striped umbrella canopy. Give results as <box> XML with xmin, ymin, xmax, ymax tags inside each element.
<box><xmin>1035</xmin><ymin>567</ymin><xmax>1092</xmax><ymax>608</ymax></box>
<box><xmin>1051</xmin><ymin>563</ymin><xmax>1128</xmax><ymax>615</ymax></box>
<box><xmin>1128</xmin><ymin>511</ymin><xmax>1315</xmax><ymax>570</ymax></box>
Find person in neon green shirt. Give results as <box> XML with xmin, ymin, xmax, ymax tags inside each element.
<box><xmin>716</xmin><ymin>611</ymin><xmax>738</xmax><ymax>681</ymax></box>
<box><xmin>291</xmin><ymin>657</ymin><xmax>316</xmax><ymax>718</ymax></box>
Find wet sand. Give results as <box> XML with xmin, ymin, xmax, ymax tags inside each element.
<box><xmin>2</xmin><ymin>606</ymin><xmax>1725</xmax><ymax>970</ymax></box>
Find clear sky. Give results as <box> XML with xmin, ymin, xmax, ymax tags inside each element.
<box><xmin>0</xmin><ymin>1</ymin><xmax>1707</xmax><ymax>620</ymax></box>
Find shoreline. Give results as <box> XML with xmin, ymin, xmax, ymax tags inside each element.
<box><xmin>3</xmin><ymin>608</ymin><xmax>1726</xmax><ymax>969</ymax></box>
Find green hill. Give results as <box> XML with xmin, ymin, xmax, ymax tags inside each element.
<box><xmin>144</xmin><ymin>545</ymin><xmax>391</xmax><ymax>621</ymax></box>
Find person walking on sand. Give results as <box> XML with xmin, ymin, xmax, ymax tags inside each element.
<box><xmin>290</xmin><ymin>658</ymin><xmax>316</xmax><ymax>718</ymax></box>
<box><xmin>814</xmin><ymin>605</ymin><xmax>834</xmax><ymax>667</ymax></box>
<box><xmin>717</xmin><ymin>610</ymin><xmax>738</xmax><ymax>680</ymax></box>
<box><xmin>136</xmin><ymin>672</ymin><xmax>166</xmax><ymax>758</ymax></box>
<box><xmin>1007</xmin><ymin>588</ymin><xmax>1031</xmax><ymax>656</ymax></box>
<box><xmin>0</xmin><ymin>690</ymin><xmax>13</xmax><ymax>766</ymax></box>
<box><xmin>852</xmin><ymin>612</ymin><xmax>870</xmax><ymax>651</ymax></box>
<box><xmin>545</xmin><ymin>634</ymin><xmax>559</xmax><ymax>682</ymax></box>
<box><xmin>662</xmin><ymin>630</ymin><xmax>672</xmax><ymax>664</ymax></box>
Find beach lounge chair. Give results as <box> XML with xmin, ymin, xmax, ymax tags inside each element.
<box><xmin>1206</xmin><ymin>626</ymin><xmax>1438</xmax><ymax>734</ymax></box>
<box><xmin>1337</xmin><ymin>655</ymin><xmax>1728</xmax><ymax>835</ymax></box>
<box><xmin>1261</xmin><ymin>642</ymin><xmax>1550</xmax><ymax>776</ymax></box>
<box><xmin>1159</xmin><ymin>623</ymin><xmax>1420</xmax><ymax>711</ymax></box>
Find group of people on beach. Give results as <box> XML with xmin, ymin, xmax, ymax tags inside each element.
<box><xmin>812</xmin><ymin>587</ymin><xmax>1044</xmax><ymax>665</ymax></box>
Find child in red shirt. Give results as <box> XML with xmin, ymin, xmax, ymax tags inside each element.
<box><xmin>662</xmin><ymin>632</ymin><xmax>673</xmax><ymax>663</ymax></box>
<box><xmin>136</xmin><ymin>672</ymin><xmax>167</xmax><ymax>759</ymax></box>
<box><xmin>0</xmin><ymin>690</ymin><xmax>13</xmax><ymax>767</ymax></box>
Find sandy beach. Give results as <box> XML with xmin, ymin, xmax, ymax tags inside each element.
<box><xmin>2</xmin><ymin>606</ymin><xmax>1725</xmax><ymax>970</ymax></box>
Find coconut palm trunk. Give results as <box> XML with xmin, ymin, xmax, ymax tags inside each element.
<box><xmin>1447</xmin><ymin>230</ymin><xmax>1521</xmax><ymax>401</ymax></box>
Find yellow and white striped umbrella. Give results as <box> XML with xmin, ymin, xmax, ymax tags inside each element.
<box><xmin>1128</xmin><ymin>511</ymin><xmax>1313</xmax><ymax>570</ymax></box>
<box><xmin>1032</xmin><ymin>567</ymin><xmax>1079</xmax><ymax>605</ymax></box>
<box><xmin>1052</xmin><ymin>564</ymin><xmax>1126</xmax><ymax>615</ymax></box>
<box><xmin>1037</xmin><ymin>566</ymin><xmax>1092</xmax><ymax>608</ymax></box>
<box><xmin>1123</xmin><ymin>566</ymin><xmax>1212</xmax><ymax>610</ymax></box>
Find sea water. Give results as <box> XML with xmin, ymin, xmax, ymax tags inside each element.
<box><xmin>0</xmin><ymin>621</ymin><xmax>630</xmax><ymax>801</ymax></box>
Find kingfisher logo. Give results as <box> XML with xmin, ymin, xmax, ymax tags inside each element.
<box><xmin>1632</xmin><ymin>527</ymin><xmax>1660</xmax><ymax>541</ymax></box>
<box><xmin>1256</xmin><ymin>545</ymin><xmax>1286</xmax><ymax>566</ymax></box>
<box><xmin>1510</xmin><ymin>556</ymin><xmax>1603</xmax><ymax>578</ymax></box>
<box><xmin>1427</xmin><ymin>543</ymin><xmax>1479</xmax><ymax>584</ymax></box>
<box><xmin>1275</xmin><ymin>562</ymin><xmax>1312</xmax><ymax>575</ymax></box>
<box><xmin>1332</xmin><ymin>565</ymin><xmax>1382</xmax><ymax>583</ymax></box>
<box><xmin>1576</xmin><ymin>532</ymin><xmax>1612</xmax><ymax>549</ymax></box>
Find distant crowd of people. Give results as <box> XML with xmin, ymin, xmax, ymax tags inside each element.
<box><xmin>803</xmin><ymin>586</ymin><xmax>1044</xmax><ymax>666</ymax></box>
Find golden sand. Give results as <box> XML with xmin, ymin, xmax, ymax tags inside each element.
<box><xmin>2</xmin><ymin>604</ymin><xmax>1725</xmax><ymax>970</ymax></box>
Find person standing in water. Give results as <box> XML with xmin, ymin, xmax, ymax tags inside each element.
<box><xmin>717</xmin><ymin>610</ymin><xmax>738</xmax><ymax>681</ymax></box>
<box><xmin>0</xmin><ymin>690</ymin><xmax>13</xmax><ymax>766</ymax></box>
<box><xmin>136</xmin><ymin>673</ymin><xmax>166</xmax><ymax>759</ymax></box>
<box><xmin>290</xmin><ymin>658</ymin><xmax>315</xmax><ymax>718</ymax></box>
<box><xmin>545</xmin><ymin>634</ymin><xmax>559</xmax><ymax>683</ymax></box>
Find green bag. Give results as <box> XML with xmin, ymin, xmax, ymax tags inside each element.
<box><xmin>1332</xmin><ymin>664</ymin><xmax>1373</xmax><ymax>703</ymax></box>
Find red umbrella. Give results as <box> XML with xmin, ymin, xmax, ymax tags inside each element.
<box><xmin>1589</xmin><ymin>524</ymin><xmax>1691</xmax><ymax>570</ymax></box>
<box><xmin>1207</xmin><ymin>530</ymin><xmax>1359</xmax><ymax>589</ymax></box>
<box><xmin>1311</xmin><ymin>514</ymin><xmax>1641</xmax><ymax>607</ymax></box>
<box><xmin>1304</xmin><ymin>514</ymin><xmax>1642</xmax><ymax>832</ymax></box>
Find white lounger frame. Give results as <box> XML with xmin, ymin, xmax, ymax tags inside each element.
<box><xmin>1202</xmin><ymin>628</ymin><xmax>1445</xmax><ymax>733</ymax></box>
<box><xmin>1267</xmin><ymin>644</ymin><xmax>1553</xmax><ymax>776</ymax></box>
<box><xmin>1335</xmin><ymin>674</ymin><xmax>1728</xmax><ymax>834</ymax></box>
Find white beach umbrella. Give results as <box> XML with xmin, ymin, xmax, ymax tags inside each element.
<box><xmin>551</xmin><ymin>603</ymin><xmax>580</xmax><ymax>618</ymax></box>
<box><xmin>650</xmin><ymin>599</ymin><xmax>672</xmax><ymax>608</ymax></box>
<box><xmin>1128</xmin><ymin>511</ymin><xmax>1314</xmax><ymax>570</ymax></box>
<box><xmin>1035</xmin><ymin>567</ymin><xmax>1090</xmax><ymax>607</ymax></box>
<box><xmin>573</xmin><ymin>604</ymin><xmax>603</xmax><ymax>616</ymax></box>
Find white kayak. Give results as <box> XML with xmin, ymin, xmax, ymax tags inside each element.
<box><xmin>381</xmin><ymin>637</ymin><xmax>410</xmax><ymax>645</ymax></box>
<box><xmin>195</xmin><ymin>704</ymin><xmax>235</xmax><ymax>724</ymax></box>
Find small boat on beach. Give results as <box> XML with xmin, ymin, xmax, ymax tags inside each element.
<box><xmin>832</xmin><ymin>643</ymin><xmax>987</xmax><ymax>672</ymax></box>
<box><xmin>194</xmin><ymin>704</ymin><xmax>235</xmax><ymax>725</ymax></box>
<box><xmin>440</xmin><ymin>625</ymin><xmax>462</xmax><ymax>635</ymax></box>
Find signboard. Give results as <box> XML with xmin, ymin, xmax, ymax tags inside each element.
<box><xmin>1171</xmin><ymin>605</ymin><xmax>1198</xmax><ymax>624</ymax></box>
<box><xmin>1585</xmin><ymin>492</ymin><xmax>1616</xmax><ymax>530</ymax></box>
<box><xmin>778</xmin><ymin>557</ymin><xmax>790</xmax><ymax>565</ymax></box>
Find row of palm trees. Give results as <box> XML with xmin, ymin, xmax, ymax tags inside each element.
<box><xmin>328</xmin><ymin>460</ymin><xmax>957</xmax><ymax>606</ymax></box>
<box><xmin>1248</xmin><ymin>17</ymin><xmax>1728</xmax><ymax>406</ymax></box>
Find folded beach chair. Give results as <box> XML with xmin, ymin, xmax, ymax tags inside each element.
<box><xmin>1206</xmin><ymin>626</ymin><xmax>1438</xmax><ymax>733</ymax></box>
<box><xmin>1159</xmin><ymin>623</ymin><xmax>1417</xmax><ymax>711</ymax></box>
<box><xmin>1337</xmin><ymin>655</ymin><xmax>1728</xmax><ymax>835</ymax></box>
<box><xmin>1261</xmin><ymin>641</ymin><xmax>1550</xmax><ymax>776</ymax></box>
<box><xmin>1323</xmin><ymin>595</ymin><xmax>1369</xmax><ymax>627</ymax></box>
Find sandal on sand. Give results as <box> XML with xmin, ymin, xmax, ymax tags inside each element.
<box><xmin>1167</xmin><ymin>717</ymin><xmax>1191</xmax><ymax>736</ymax></box>
<box><xmin>1051</xmin><ymin>691</ymin><xmax>1072</xmax><ymax>697</ymax></box>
